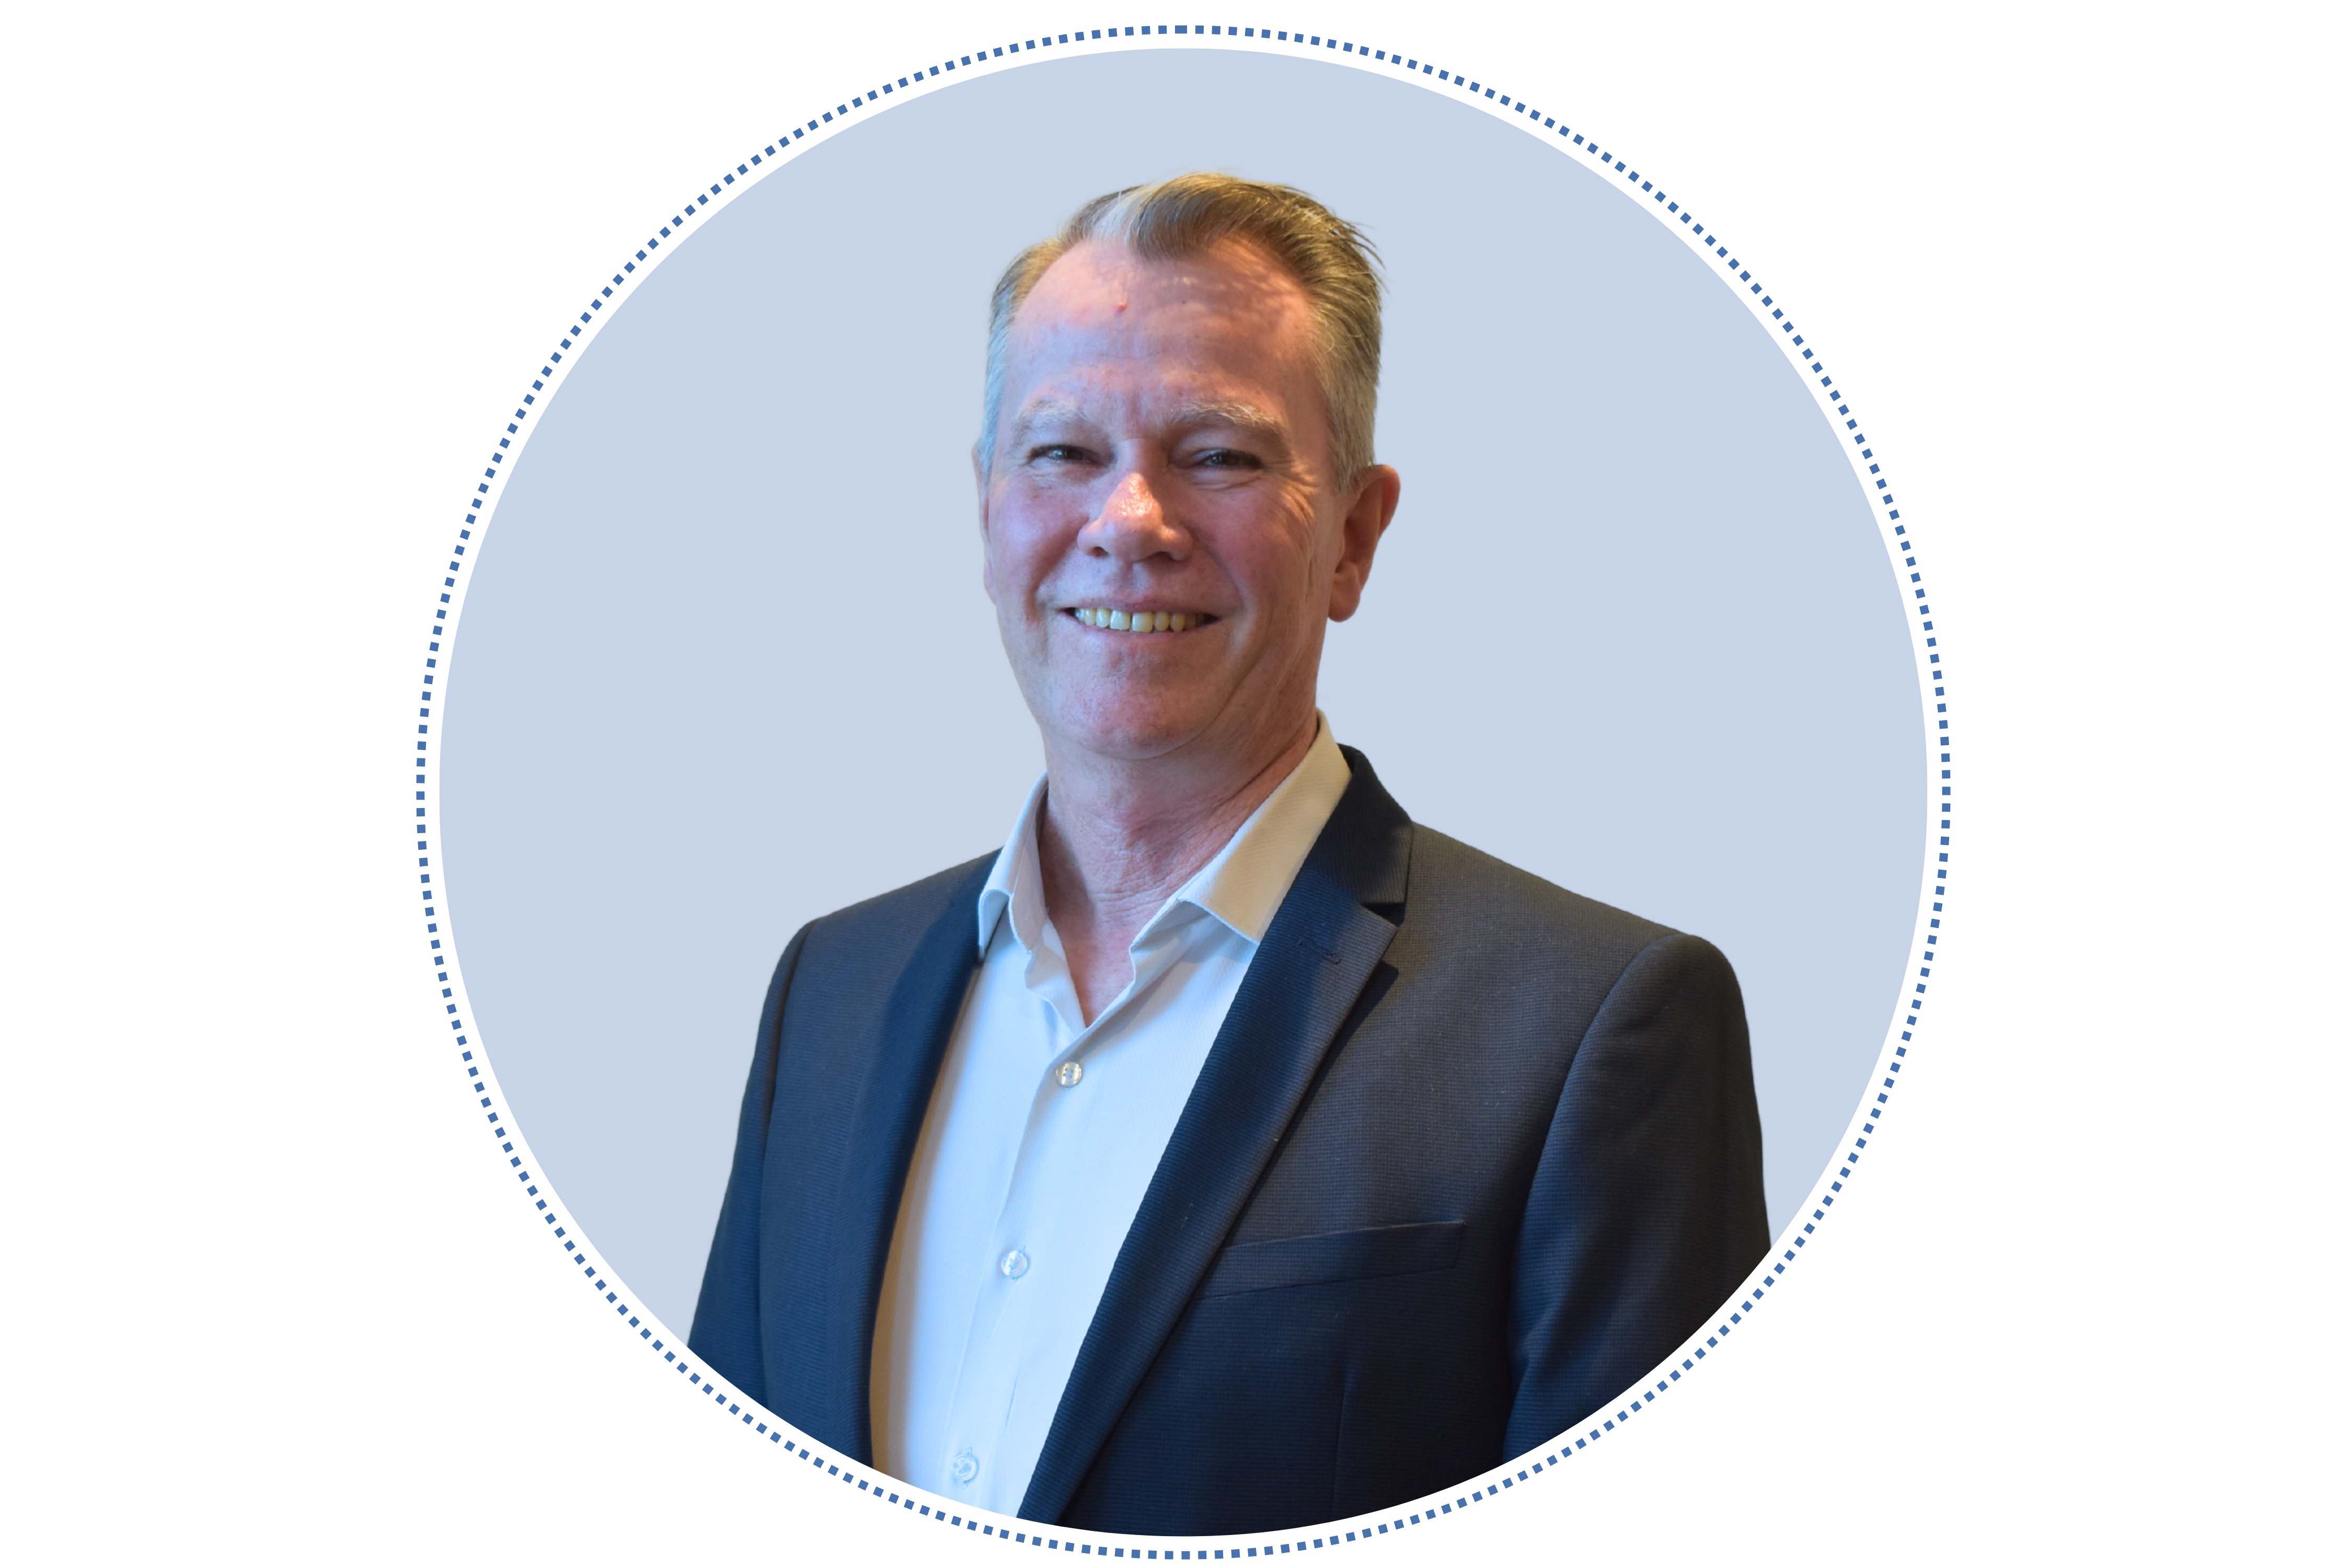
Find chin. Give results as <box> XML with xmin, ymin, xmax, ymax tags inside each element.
<box><xmin>1051</xmin><ymin>691</ymin><xmax>1221</xmax><ymax>763</ymax></box>
<box><xmin>1062</xmin><ymin>720</ymin><xmax>1208</xmax><ymax>764</ymax></box>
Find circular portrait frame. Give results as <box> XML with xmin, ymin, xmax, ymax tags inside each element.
<box><xmin>415</xmin><ymin>24</ymin><xmax>1953</xmax><ymax>1558</ymax></box>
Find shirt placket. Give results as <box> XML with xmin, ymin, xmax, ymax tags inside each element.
<box><xmin>936</xmin><ymin>935</ymin><xmax>1090</xmax><ymax>1509</ymax></box>
<box><xmin>934</xmin><ymin>908</ymin><xmax>1201</xmax><ymax>1511</ymax></box>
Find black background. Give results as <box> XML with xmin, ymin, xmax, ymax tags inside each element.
<box><xmin>348</xmin><ymin>30</ymin><xmax>2040</xmax><ymax>1551</ymax></box>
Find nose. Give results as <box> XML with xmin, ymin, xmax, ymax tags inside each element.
<box><xmin>1081</xmin><ymin>465</ymin><xmax>1189</xmax><ymax>563</ymax></box>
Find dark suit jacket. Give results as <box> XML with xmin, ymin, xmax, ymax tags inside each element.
<box><xmin>690</xmin><ymin>748</ymin><xmax>1767</xmax><ymax>1535</ymax></box>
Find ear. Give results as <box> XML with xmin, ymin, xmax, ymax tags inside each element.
<box><xmin>1326</xmin><ymin>464</ymin><xmax>1402</xmax><ymax>623</ymax></box>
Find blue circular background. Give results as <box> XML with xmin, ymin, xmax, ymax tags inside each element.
<box><xmin>442</xmin><ymin>43</ymin><xmax>1925</xmax><ymax>1341</ymax></box>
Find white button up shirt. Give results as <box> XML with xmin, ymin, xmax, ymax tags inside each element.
<box><xmin>868</xmin><ymin>717</ymin><xmax>1353</xmax><ymax>1514</ymax></box>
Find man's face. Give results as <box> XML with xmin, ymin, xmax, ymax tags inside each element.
<box><xmin>978</xmin><ymin>238</ymin><xmax>1398</xmax><ymax>771</ymax></box>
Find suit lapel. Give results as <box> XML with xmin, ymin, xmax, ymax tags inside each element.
<box><xmin>1019</xmin><ymin>752</ymin><xmax>1414</xmax><ymax>1521</ymax></box>
<box><xmin>823</xmin><ymin>857</ymin><xmax>992</xmax><ymax>1463</ymax></box>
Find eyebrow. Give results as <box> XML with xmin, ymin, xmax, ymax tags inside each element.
<box><xmin>1006</xmin><ymin>399</ymin><xmax>1087</xmax><ymax>446</ymax></box>
<box><xmin>1006</xmin><ymin>398</ymin><xmax>1292</xmax><ymax>448</ymax></box>
<box><xmin>1167</xmin><ymin>400</ymin><xmax>1289</xmax><ymax>445</ymax></box>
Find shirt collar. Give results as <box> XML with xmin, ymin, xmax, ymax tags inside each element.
<box><xmin>975</xmin><ymin>713</ymin><xmax>1353</xmax><ymax>956</ymax></box>
<box><xmin>974</xmin><ymin>774</ymin><xmax>1052</xmax><ymax>956</ymax></box>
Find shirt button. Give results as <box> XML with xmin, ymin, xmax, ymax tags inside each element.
<box><xmin>1056</xmin><ymin>1060</ymin><xmax>1083</xmax><ymax>1088</ymax></box>
<box><xmin>999</xmin><ymin>1247</ymin><xmax>1030</xmax><ymax>1279</ymax></box>
<box><xmin>950</xmin><ymin>1449</ymin><xmax>980</xmax><ymax>1484</ymax></box>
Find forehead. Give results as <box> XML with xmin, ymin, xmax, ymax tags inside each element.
<box><xmin>1004</xmin><ymin>238</ymin><xmax>1317</xmax><ymax>407</ymax></box>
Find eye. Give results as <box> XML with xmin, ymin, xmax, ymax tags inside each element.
<box><xmin>1027</xmin><ymin>443</ymin><xmax>1095</xmax><ymax>464</ymax></box>
<box><xmin>1193</xmin><ymin>447</ymin><xmax>1262</xmax><ymax>469</ymax></box>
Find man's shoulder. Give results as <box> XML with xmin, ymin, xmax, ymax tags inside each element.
<box><xmin>1388</xmin><ymin>822</ymin><xmax>1742</xmax><ymax>1041</ymax></box>
<box><xmin>1402</xmin><ymin>822</ymin><xmax>1687</xmax><ymax>964</ymax></box>
<box><xmin>804</xmin><ymin>852</ymin><xmax>996</xmax><ymax>942</ymax></box>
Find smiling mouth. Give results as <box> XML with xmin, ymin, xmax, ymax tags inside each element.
<box><xmin>1067</xmin><ymin>607</ymin><xmax>1216</xmax><ymax>634</ymax></box>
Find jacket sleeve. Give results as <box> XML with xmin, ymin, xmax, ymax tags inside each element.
<box><xmin>1504</xmin><ymin>931</ymin><xmax>1769</xmax><ymax>1455</ymax></box>
<box><xmin>686</xmin><ymin>923</ymin><xmax>812</xmax><ymax>1404</ymax></box>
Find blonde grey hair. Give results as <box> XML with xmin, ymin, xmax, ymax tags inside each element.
<box><xmin>980</xmin><ymin>173</ymin><xmax>1384</xmax><ymax>482</ymax></box>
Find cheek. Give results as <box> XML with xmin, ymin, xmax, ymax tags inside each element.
<box><xmin>983</xmin><ymin>522</ymin><xmax>1063</xmax><ymax>619</ymax></box>
<box><xmin>1244</xmin><ymin>505</ymin><xmax>1333</xmax><ymax>613</ymax></box>
<box><xmin>989</xmin><ymin>495</ymin><xmax>1051</xmax><ymax>563</ymax></box>
<box><xmin>980</xmin><ymin>503</ymin><xmax>1033</xmax><ymax>596</ymax></box>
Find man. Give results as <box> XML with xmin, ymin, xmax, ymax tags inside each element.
<box><xmin>689</xmin><ymin>174</ymin><xmax>1767</xmax><ymax>1537</ymax></box>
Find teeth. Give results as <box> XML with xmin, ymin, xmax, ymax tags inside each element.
<box><xmin>1072</xmin><ymin>608</ymin><xmax>1204</xmax><ymax>634</ymax></box>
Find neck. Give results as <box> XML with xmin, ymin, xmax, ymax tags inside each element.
<box><xmin>1033</xmin><ymin>707</ymin><xmax>1319</xmax><ymax>1022</ymax></box>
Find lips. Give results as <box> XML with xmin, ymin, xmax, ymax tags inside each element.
<box><xmin>1068</xmin><ymin>607</ymin><xmax>1214</xmax><ymax>633</ymax></box>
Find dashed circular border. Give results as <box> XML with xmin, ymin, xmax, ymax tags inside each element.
<box><xmin>413</xmin><ymin>24</ymin><xmax>1952</xmax><ymax>1557</ymax></box>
